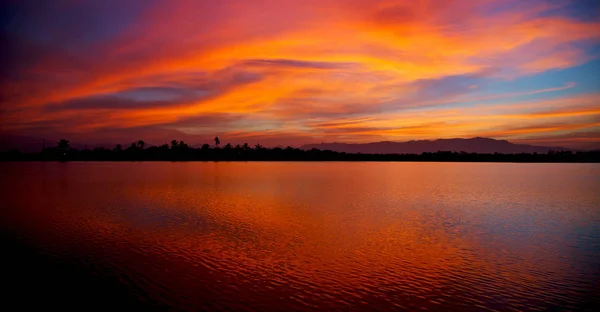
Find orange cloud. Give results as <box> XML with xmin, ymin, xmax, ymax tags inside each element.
<box><xmin>1</xmin><ymin>0</ymin><xmax>599</xmax><ymax>149</ymax></box>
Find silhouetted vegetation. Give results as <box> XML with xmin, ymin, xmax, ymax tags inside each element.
<box><xmin>1</xmin><ymin>139</ymin><xmax>598</xmax><ymax>162</ymax></box>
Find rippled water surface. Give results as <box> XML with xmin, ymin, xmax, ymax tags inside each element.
<box><xmin>1</xmin><ymin>162</ymin><xmax>599</xmax><ymax>311</ymax></box>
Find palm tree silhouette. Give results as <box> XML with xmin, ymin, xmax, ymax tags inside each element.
<box><xmin>242</xmin><ymin>142</ymin><xmax>250</xmax><ymax>151</ymax></box>
<box><xmin>254</xmin><ymin>143</ymin><xmax>263</xmax><ymax>150</ymax></box>
<box><xmin>57</xmin><ymin>139</ymin><xmax>70</xmax><ymax>158</ymax></box>
<box><xmin>57</xmin><ymin>139</ymin><xmax>70</xmax><ymax>151</ymax></box>
<box><xmin>138</xmin><ymin>140</ymin><xmax>145</xmax><ymax>150</ymax></box>
<box><xmin>214</xmin><ymin>136</ymin><xmax>220</xmax><ymax>148</ymax></box>
<box><xmin>171</xmin><ymin>140</ymin><xmax>178</xmax><ymax>149</ymax></box>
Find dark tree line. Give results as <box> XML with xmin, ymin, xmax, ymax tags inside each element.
<box><xmin>1</xmin><ymin>138</ymin><xmax>598</xmax><ymax>162</ymax></box>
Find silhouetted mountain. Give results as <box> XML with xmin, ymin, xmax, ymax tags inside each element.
<box><xmin>300</xmin><ymin>137</ymin><xmax>572</xmax><ymax>154</ymax></box>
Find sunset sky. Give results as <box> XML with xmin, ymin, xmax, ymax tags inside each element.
<box><xmin>1</xmin><ymin>0</ymin><xmax>599</xmax><ymax>150</ymax></box>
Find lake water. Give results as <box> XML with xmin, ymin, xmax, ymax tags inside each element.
<box><xmin>1</xmin><ymin>162</ymin><xmax>599</xmax><ymax>311</ymax></box>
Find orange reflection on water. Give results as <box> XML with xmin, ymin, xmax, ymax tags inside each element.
<box><xmin>1</xmin><ymin>162</ymin><xmax>598</xmax><ymax>310</ymax></box>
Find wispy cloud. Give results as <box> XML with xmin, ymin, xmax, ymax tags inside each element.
<box><xmin>1</xmin><ymin>0</ymin><xmax>599</xmax><ymax>148</ymax></box>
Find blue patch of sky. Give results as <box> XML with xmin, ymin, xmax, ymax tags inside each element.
<box><xmin>395</xmin><ymin>56</ymin><xmax>600</xmax><ymax>114</ymax></box>
<box><xmin>539</xmin><ymin>0</ymin><xmax>600</xmax><ymax>21</ymax></box>
<box><xmin>2</xmin><ymin>1</ymin><xmax>156</xmax><ymax>48</ymax></box>
<box><xmin>483</xmin><ymin>57</ymin><xmax>600</xmax><ymax>101</ymax></box>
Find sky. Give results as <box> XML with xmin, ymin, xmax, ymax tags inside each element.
<box><xmin>1</xmin><ymin>0</ymin><xmax>599</xmax><ymax>150</ymax></box>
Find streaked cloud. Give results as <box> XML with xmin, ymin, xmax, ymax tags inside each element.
<box><xmin>1</xmin><ymin>0</ymin><xmax>599</xmax><ymax>149</ymax></box>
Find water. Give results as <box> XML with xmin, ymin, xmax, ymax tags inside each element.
<box><xmin>1</xmin><ymin>162</ymin><xmax>599</xmax><ymax>311</ymax></box>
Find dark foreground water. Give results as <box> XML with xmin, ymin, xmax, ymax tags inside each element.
<box><xmin>1</xmin><ymin>162</ymin><xmax>599</xmax><ymax>311</ymax></box>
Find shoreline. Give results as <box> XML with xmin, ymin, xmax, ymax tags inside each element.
<box><xmin>1</xmin><ymin>159</ymin><xmax>599</xmax><ymax>163</ymax></box>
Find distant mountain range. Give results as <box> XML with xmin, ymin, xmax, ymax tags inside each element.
<box><xmin>300</xmin><ymin>137</ymin><xmax>572</xmax><ymax>154</ymax></box>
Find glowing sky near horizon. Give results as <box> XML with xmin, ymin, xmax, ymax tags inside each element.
<box><xmin>1</xmin><ymin>0</ymin><xmax>599</xmax><ymax>149</ymax></box>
